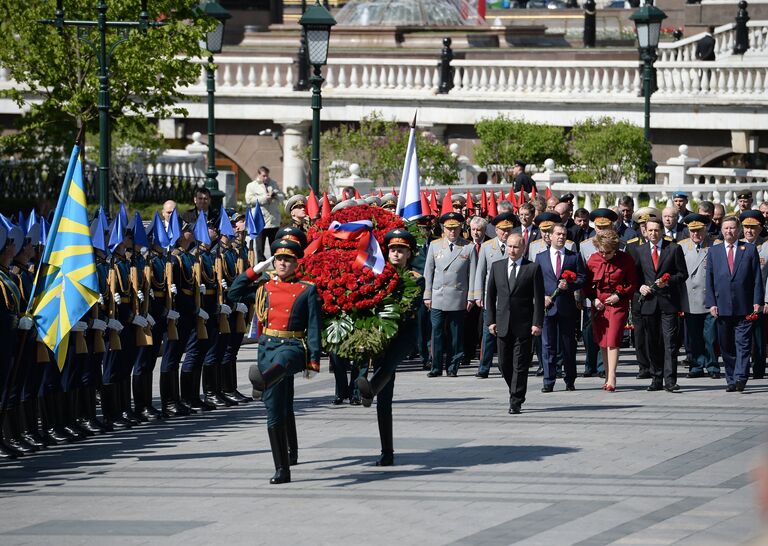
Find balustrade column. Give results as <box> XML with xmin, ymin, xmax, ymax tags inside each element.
<box><xmin>279</xmin><ymin>120</ymin><xmax>311</xmax><ymax>190</ymax></box>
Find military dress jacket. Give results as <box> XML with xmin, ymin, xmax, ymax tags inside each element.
<box><xmin>423</xmin><ymin>237</ymin><xmax>478</xmax><ymax>311</ymax></box>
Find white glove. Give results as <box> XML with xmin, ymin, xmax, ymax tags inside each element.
<box><xmin>98</xmin><ymin>294</ymin><xmax>104</xmax><ymax>305</ymax></box>
<box><xmin>236</xmin><ymin>303</ymin><xmax>248</xmax><ymax>314</ymax></box>
<box><xmin>107</xmin><ymin>319</ymin><xmax>124</xmax><ymax>332</ymax></box>
<box><xmin>91</xmin><ymin>319</ymin><xmax>107</xmax><ymax>331</ymax></box>
<box><xmin>197</xmin><ymin>308</ymin><xmax>210</xmax><ymax>321</ymax></box>
<box><xmin>221</xmin><ymin>279</ymin><xmax>229</xmax><ymax>290</ymax></box>
<box><xmin>131</xmin><ymin>315</ymin><xmax>149</xmax><ymax>328</ymax></box>
<box><xmin>218</xmin><ymin>304</ymin><xmax>232</xmax><ymax>316</ymax></box>
<box><xmin>18</xmin><ymin>316</ymin><xmax>34</xmax><ymax>331</ymax></box>
<box><xmin>149</xmin><ymin>288</ymin><xmax>155</xmax><ymax>299</ymax></box>
<box><xmin>70</xmin><ymin>321</ymin><xmax>88</xmax><ymax>332</ymax></box>
<box><xmin>170</xmin><ymin>283</ymin><xmax>178</xmax><ymax>296</ymax></box>
<box><xmin>114</xmin><ymin>293</ymin><xmax>122</xmax><ymax>305</ymax></box>
<box><xmin>200</xmin><ymin>284</ymin><xmax>207</xmax><ymax>295</ymax></box>
<box><xmin>146</xmin><ymin>314</ymin><xmax>156</xmax><ymax>327</ymax></box>
<box><xmin>140</xmin><ymin>247</ymin><xmax>149</xmax><ymax>258</ymax></box>
<box><xmin>137</xmin><ymin>290</ymin><xmax>145</xmax><ymax>303</ymax></box>
<box><xmin>167</xmin><ymin>310</ymin><xmax>180</xmax><ymax>321</ymax></box>
<box><xmin>253</xmin><ymin>257</ymin><xmax>275</xmax><ymax>275</ymax></box>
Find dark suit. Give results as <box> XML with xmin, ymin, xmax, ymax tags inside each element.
<box><xmin>535</xmin><ymin>248</ymin><xmax>585</xmax><ymax>388</ymax></box>
<box><xmin>630</xmin><ymin>240</ymin><xmax>689</xmax><ymax>387</ymax></box>
<box><xmin>616</xmin><ymin>220</ymin><xmax>639</xmax><ymax>242</ymax></box>
<box><xmin>664</xmin><ymin>224</ymin><xmax>689</xmax><ymax>242</ymax></box>
<box><xmin>695</xmin><ymin>35</ymin><xmax>716</xmax><ymax>61</ymax></box>
<box><xmin>570</xmin><ymin>225</ymin><xmax>594</xmax><ymax>248</ymax></box>
<box><xmin>513</xmin><ymin>173</ymin><xmax>536</xmax><ymax>194</ymax></box>
<box><xmin>512</xmin><ymin>224</ymin><xmax>541</xmax><ymax>254</ymax></box>
<box><xmin>705</xmin><ymin>241</ymin><xmax>764</xmax><ymax>386</ymax></box>
<box><xmin>486</xmin><ymin>258</ymin><xmax>544</xmax><ymax>409</ymax></box>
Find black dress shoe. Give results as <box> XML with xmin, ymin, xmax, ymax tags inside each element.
<box><xmin>447</xmin><ymin>371</ymin><xmax>457</xmax><ymax>378</ymax></box>
<box><xmin>664</xmin><ymin>384</ymin><xmax>681</xmax><ymax>393</ymax></box>
<box><xmin>736</xmin><ymin>380</ymin><xmax>747</xmax><ymax>392</ymax></box>
<box><xmin>541</xmin><ymin>385</ymin><xmax>553</xmax><ymax>393</ymax></box>
<box><xmin>637</xmin><ymin>371</ymin><xmax>651</xmax><ymax>379</ymax></box>
<box><xmin>426</xmin><ymin>371</ymin><xmax>442</xmax><ymax>378</ymax></box>
<box><xmin>582</xmin><ymin>372</ymin><xmax>594</xmax><ymax>378</ymax></box>
<box><xmin>597</xmin><ymin>371</ymin><xmax>606</xmax><ymax>379</ymax></box>
<box><xmin>332</xmin><ymin>397</ymin><xmax>345</xmax><ymax>405</ymax></box>
<box><xmin>376</xmin><ymin>452</ymin><xmax>394</xmax><ymax>467</ymax></box>
<box><xmin>565</xmin><ymin>384</ymin><xmax>576</xmax><ymax>391</ymax></box>
<box><xmin>687</xmin><ymin>370</ymin><xmax>705</xmax><ymax>378</ymax></box>
<box><xmin>726</xmin><ymin>384</ymin><xmax>737</xmax><ymax>392</ymax></box>
<box><xmin>535</xmin><ymin>368</ymin><xmax>544</xmax><ymax>377</ymax></box>
<box><xmin>709</xmin><ymin>371</ymin><xmax>721</xmax><ymax>379</ymax></box>
<box><xmin>509</xmin><ymin>405</ymin><xmax>521</xmax><ymax>415</ymax></box>
<box><xmin>647</xmin><ymin>383</ymin><xmax>663</xmax><ymax>392</ymax></box>
<box><xmin>349</xmin><ymin>397</ymin><xmax>362</xmax><ymax>406</ymax></box>
<box><xmin>475</xmin><ymin>373</ymin><xmax>488</xmax><ymax>378</ymax></box>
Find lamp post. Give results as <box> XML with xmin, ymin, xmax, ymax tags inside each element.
<box><xmin>630</xmin><ymin>1</ymin><xmax>667</xmax><ymax>143</ymax></box>
<box><xmin>202</xmin><ymin>1</ymin><xmax>231</xmax><ymax>211</ymax></box>
<box><xmin>299</xmin><ymin>1</ymin><xmax>336</xmax><ymax>196</ymax></box>
<box><xmin>40</xmin><ymin>0</ymin><xmax>163</xmax><ymax>213</ymax></box>
<box><xmin>294</xmin><ymin>0</ymin><xmax>310</xmax><ymax>91</ymax></box>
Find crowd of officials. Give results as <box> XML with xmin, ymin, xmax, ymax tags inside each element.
<box><xmin>0</xmin><ymin>167</ymin><xmax>766</xmax><ymax>466</ymax></box>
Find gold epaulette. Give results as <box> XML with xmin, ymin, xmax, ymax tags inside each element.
<box><xmin>664</xmin><ymin>235</ymin><xmax>673</xmax><ymax>241</ymax></box>
<box><xmin>714</xmin><ymin>239</ymin><xmax>723</xmax><ymax>244</ymax></box>
<box><xmin>481</xmin><ymin>239</ymin><xmax>495</xmax><ymax>247</ymax></box>
<box><xmin>626</xmin><ymin>237</ymin><xmax>640</xmax><ymax>244</ymax></box>
<box><xmin>411</xmin><ymin>271</ymin><xmax>423</xmax><ymax>279</ymax></box>
<box><xmin>254</xmin><ymin>284</ymin><xmax>268</xmax><ymax>323</ymax></box>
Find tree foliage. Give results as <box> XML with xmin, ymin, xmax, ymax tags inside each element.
<box><xmin>299</xmin><ymin>112</ymin><xmax>459</xmax><ymax>189</ymax></box>
<box><xmin>473</xmin><ymin>115</ymin><xmax>570</xmax><ymax>174</ymax></box>
<box><xmin>0</xmin><ymin>0</ymin><xmax>211</xmax><ymax>172</ymax></box>
<box><xmin>568</xmin><ymin>117</ymin><xmax>651</xmax><ymax>184</ymax></box>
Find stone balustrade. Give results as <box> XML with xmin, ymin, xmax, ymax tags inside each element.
<box><xmin>655</xmin><ymin>60</ymin><xmax>768</xmax><ymax>97</ymax></box>
<box><xmin>657</xmin><ymin>21</ymin><xmax>768</xmax><ymax>63</ymax></box>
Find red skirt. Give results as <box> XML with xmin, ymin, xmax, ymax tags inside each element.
<box><xmin>591</xmin><ymin>304</ymin><xmax>629</xmax><ymax>348</ymax></box>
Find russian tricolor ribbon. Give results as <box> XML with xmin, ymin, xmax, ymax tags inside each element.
<box><xmin>305</xmin><ymin>220</ymin><xmax>385</xmax><ymax>275</ymax></box>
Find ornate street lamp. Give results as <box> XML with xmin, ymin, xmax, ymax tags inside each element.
<box><xmin>630</xmin><ymin>1</ymin><xmax>667</xmax><ymax>143</ymax></box>
<box><xmin>299</xmin><ymin>1</ymin><xmax>336</xmax><ymax>195</ymax></box>
<box><xmin>202</xmin><ymin>0</ymin><xmax>231</xmax><ymax>210</ymax></box>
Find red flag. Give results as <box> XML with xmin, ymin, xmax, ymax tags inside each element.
<box><xmin>480</xmin><ymin>189</ymin><xmax>488</xmax><ymax>215</ymax></box>
<box><xmin>430</xmin><ymin>190</ymin><xmax>439</xmax><ymax>215</ymax></box>
<box><xmin>392</xmin><ymin>187</ymin><xmax>397</xmax><ymax>196</ymax></box>
<box><xmin>488</xmin><ymin>191</ymin><xmax>498</xmax><ymax>217</ymax></box>
<box><xmin>531</xmin><ymin>185</ymin><xmax>537</xmax><ymax>199</ymax></box>
<box><xmin>354</xmin><ymin>189</ymin><xmax>361</xmax><ymax>199</ymax></box>
<box><xmin>440</xmin><ymin>188</ymin><xmax>454</xmax><ymax>216</ymax></box>
<box><xmin>498</xmin><ymin>190</ymin><xmax>504</xmax><ymax>203</ymax></box>
<box><xmin>321</xmin><ymin>192</ymin><xmax>331</xmax><ymax>221</ymax></box>
<box><xmin>465</xmin><ymin>191</ymin><xmax>474</xmax><ymax>214</ymax></box>
<box><xmin>507</xmin><ymin>189</ymin><xmax>516</xmax><ymax>204</ymax></box>
<box><xmin>378</xmin><ymin>189</ymin><xmax>383</xmax><ymax>198</ymax></box>
<box><xmin>545</xmin><ymin>186</ymin><xmax>552</xmax><ymax>200</ymax></box>
<box><xmin>420</xmin><ymin>192</ymin><xmax>431</xmax><ymax>217</ymax></box>
<box><xmin>306</xmin><ymin>189</ymin><xmax>320</xmax><ymax>219</ymax></box>
<box><xmin>519</xmin><ymin>188</ymin><xmax>526</xmax><ymax>205</ymax></box>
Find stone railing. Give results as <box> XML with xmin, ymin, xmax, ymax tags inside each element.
<box><xmin>657</xmin><ymin>21</ymin><xmax>768</xmax><ymax>62</ymax></box>
<box><xmin>654</xmin><ymin>60</ymin><xmax>768</xmax><ymax>97</ymax></box>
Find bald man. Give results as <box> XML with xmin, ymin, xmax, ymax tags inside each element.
<box><xmin>662</xmin><ymin>207</ymin><xmax>688</xmax><ymax>242</ymax></box>
<box><xmin>162</xmin><ymin>200</ymin><xmax>177</xmax><ymax>229</ymax></box>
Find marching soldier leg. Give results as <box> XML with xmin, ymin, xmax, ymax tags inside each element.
<box><xmin>222</xmin><ymin>330</ymin><xmax>250</xmax><ymax>403</ymax></box>
<box><xmin>285</xmin><ymin>376</ymin><xmax>298</xmax><ymax>465</ymax></box>
<box><xmin>751</xmin><ymin>315</ymin><xmax>766</xmax><ymax>379</ymax></box>
<box><xmin>101</xmin><ymin>348</ymin><xmax>132</xmax><ymax>430</ymax></box>
<box><xmin>202</xmin><ymin>329</ymin><xmax>234</xmax><ymax>408</ymax></box>
<box><xmin>375</xmin><ymin>371</ymin><xmax>396</xmax><ymax>467</ymax></box>
<box><xmin>263</xmin><ymin>380</ymin><xmax>291</xmax><ymax>484</ymax></box>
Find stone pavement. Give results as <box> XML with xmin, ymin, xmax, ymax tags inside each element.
<box><xmin>0</xmin><ymin>345</ymin><xmax>767</xmax><ymax>546</ymax></box>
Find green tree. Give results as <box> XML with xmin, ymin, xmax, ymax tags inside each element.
<box><xmin>569</xmin><ymin>117</ymin><xmax>651</xmax><ymax>185</ymax></box>
<box><xmin>0</xmin><ymin>0</ymin><xmax>212</xmax><ymax>197</ymax></box>
<box><xmin>298</xmin><ymin>112</ymin><xmax>459</xmax><ymax>189</ymax></box>
<box><xmin>473</xmin><ymin>115</ymin><xmax>570</xmax><ymax>177</ymax></box>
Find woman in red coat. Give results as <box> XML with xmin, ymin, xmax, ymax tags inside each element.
<box><xmin>583</xmin><ymin>231</ymin><xmax>638</xmax><ymax>391</ymax></box>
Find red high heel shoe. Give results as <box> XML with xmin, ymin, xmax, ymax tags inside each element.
<box><xmin>605</xmin><ymin>384</ymin><xmax>616</xmax><ymax>392</ymax></box>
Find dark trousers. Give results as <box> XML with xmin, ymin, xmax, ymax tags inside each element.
<box><xmin>256</xmin><ymin>227</ymin><xmax>279</xmax><ymax>262</ymax></box>
<box><xmin>160</xmin><ymin>312</ymin><xmax>193</xmax><ymax>373</ymax></box>
<box><xmin>751</xmin><ymin>314</ymin><xmax>766</xmax><ymax>378</ymax></box>
<box><xmin>462</xmin><ymin>304</ymin><xmax>482</xmax><ymax>365</ymax></box>
<box><xmin>181</xmin><ymin>298</ymin><xmax>217</xmax><ymax>373</ymax></box>
<box><xmin>641</xmin><ymin>311</ymin><xmax>678</xmax><ymax>387</ymax></box>
<box><xmin>416</xmin><ymin>302</ymin><xmax>431</xmax><ymax>366</ymax></box>
<box><xmin>477</xmin><ymin>308</ymin><xmax>497</xmax><ymax>375</ymax></box>
<box><xmin>331</xmin><ymin>354</ymin><xmax>360</xmax><ymax>400</ymax></box>
<box><xmin>0</xmin><ymin>320</ymin><xmax>18</xmax><ymax>407</ymax></box>
<box><xmin>81</xmin><ymin>330</ymin><xmax>104</xmax><ymax>388</ymax></box>
<box><xmin>102</xmin><ymin>305</ymin><xmax>137</xmax><ymax>384</ymax></box>
<box><xmin>632</xmin><ymin>304</ymin><xmax>650</xmax><ymax>374</ymax></box>
<box><xmin>134</xmin><ymin>300</ymin><xmax>167</xmax><ymax>375</ymax></box>
<box><xmin>497</xmin><ymin>332</ymin><xmax>532</xmax><ymax>407</ymax></box>
<box><xmin>685</xmin><ymin>313</ymin><xmax>719</xmax><ymax>373</ymax></box>
<box><xmin>430</xmin><ymin>309</ymin><xmax>464</xmax><ymax>375</ymax></box>
<box><xmin>717</xmin><ymin>315</ymin><xmax>753</xmax><ymax>385</ymax></box>
<box><xmin>582</xmin><ymin>308</ymin><xmax>604</xmax><ymax>374</ymax></box>
<box><xmin>542</xmin><ymin>313</ymin><xmax>577</xmax><ymax>387</ymax></box>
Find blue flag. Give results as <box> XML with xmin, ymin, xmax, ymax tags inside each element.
<box><xmin>218</xmin><ymin>206</ymin><xmax>235</xmax><ymax>238</ymax></box>
<box><xmin>132</xmin><ymin>212</ymin><xmax>150</xmax><ymax>250</ymax></box>
<box><xmin>249</xmin><ymin>204</ymin><xmax>265</xmax><ymax>237</ymax></box>
<box><xmin>148</xmin><ymin>211</ymin><xmax>170</xmax><ymax>249</ymax></box>
<box><xmin>25</xmin><ymin>208</ymin><xmax>42</xmax><ymax>246</ymax></box>
<box><xmin>193</xmin><ymin>212</ymin><xmax>211</xmax><ymax>247</ymax></box>
<box><xmin>90</xmin><ymin>207</ymin><xmax>109</xmax><ymax>254</ymax></box>
<box><xmin>28</xmin><ymin>144</ymin><xmax>99</xmax><ymax>370</ymax></box>
<box><xmin>40</xmin><ymin>217</ymin><xmax>50</xmax><ymax>247</ymax></box>
<box><xmin>108</xmin><ymin>204</ymin><xmax>127</xmax><ymax>253</ymax></box>
<box><xmin>167</xmin><ymin>208</ymin><xmax>181</xmax><ymax>247</ymax></box>
<box><xmin>0</xmin><ymin>214</ymin><xmax>24</xmax><ymax>255</ymax></box>
<box><xmin>18</xmin><ymin>211</ymin><xmax>27</xmax><ymax>235</ymax></box>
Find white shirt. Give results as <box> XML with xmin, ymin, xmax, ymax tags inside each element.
<box><xmin>549</xmin><ymin>246</ymin><xmax>564</xmax><ymax>275</ymax></box>
<box><xmin>507</xmin><ymin>257</ymin><xmax>522</xmax><ymax>279</ymax></box>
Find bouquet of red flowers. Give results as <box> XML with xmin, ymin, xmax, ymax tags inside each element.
<box><xmin>297</xmin><ymin>204</ymin><xmax>423</xmax><ymax>361</ymax></box>
<box><xmin>639</xmin><ymin>272</ymin><xmax>670</xmax><ymax>304</ymax></box>
<box><xmin>546</xmin><ymin>269</ymin><xmax>577</xmax><ymax>309</ymax></box>
<box><xmin>746</xmin><ymin>312</ymin><xmax>760</xmax><ymax>322</ymax></box>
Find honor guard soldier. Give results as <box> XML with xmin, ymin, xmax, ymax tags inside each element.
<box><xmin>739</xmin><ymin>209</ymin><xmax>768</xmax><ymax>379</ymax></box>
<box><xmin>381</xmin><ymin>194</ymin><xmax>398</xmax><ymax>212</ymax></box>
<box><xmin>285</xmin><ymin>194</ymin><xmax>309</xmax><ymax>232</ymax></box>
<box><xmin>357</xmin><ymin>228</ymin><xmax>424</xmax><ymax>466</ymax></box>
<box><xmin>679</xmin><ymin>214</ymin><xmax>720</xmax><ymax>379</ymax></box>
<box><xmin>474</xmin><ymin>212</ymin><xmax>518</xmax><ymax>378</ymax></box>
<box><xmin>229</xmin><ymin>239</ymin><xmax>321</xmax><ymax>484</ymax></box>
<box><xmin>424</xmin><ymin>212</ymin><xmax>478</xmax><ymax>377</ymax></box>
<box><xmin>364</xmin><ymin>195</ymin><xmax>382</xmax><ymax>207</ymax></box>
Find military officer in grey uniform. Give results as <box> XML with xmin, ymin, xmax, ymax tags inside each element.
<box><xmin>740</xmin><ymin>210</ymin><xmax>768</xmax><ymax>379</ymax></box>
<box><xmin>424</xmin><ymin>212</ymin><xmax>478</xmax><ymax>377</ymax></box>
<box><xmin>679</xmin><ymin>214</ymin><xmax>720</xmax><ymax>379</ymax></box>
<box><xmin>474</xmin><ymin>212</ymin><xmax>518</xmax><ymax>378</ymax></box>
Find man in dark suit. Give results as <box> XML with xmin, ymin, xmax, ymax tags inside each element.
<box><xmin>570</xmin><ymin>208</ymin><xmax>594</xmax><ymax>248</ymax></box>
<box><xmin>486</xmin><ymin>233</ymin><xmax>544</xmax><ymax>414</ymax></box>
<box><xmin>616</xmin><ymin>196</ymin><xmax>640</xmax><ymax>242</ymax></box>
<box><xmin>180</xmin><ymin>186</ymin><xmax>219</xmax><ymax>226</ymax></box>
<box><xmin>630</xmin><ymin>218</ymin><xmax>689</xmax><ymax>392</ymax></box>
<box><xmin>512</xmin><ymin>203</ymin><xmax>540</xmax><ymax>254</ymax></box>
<box><xmin>695</xmin><ymin>26</ymin><xmax>716</xmax><ymax>61</ymax></box>
<box><xmin>511</xmin><ymin>160</ymin><xmax>536</xmax><ymax>194</ymax></box>
<box><xmin>662</xmin><ymin>207</ymin><xmax>689</xmax><ymax>242</ymax></box>
<box><xmin>705</xmin><ymin>216</ymin><xmax>764</xmax><ymax>392</ymax></box>
<box><xmin>535</xmin><ymin>224</ymin><xmax>585</xmax><ymax>392</ymax></box>
<box><xmin>672</xmin><ymin>192</ymin><xmax>693</xmax><ymax>224</ymax></box>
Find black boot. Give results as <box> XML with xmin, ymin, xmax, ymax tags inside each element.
<box><xmin>40</xmin><ymin>393</ymin><xmax>73</xmax><ymax>444</ymax></box>
<box><xmin>2</xmin><ymin>407</ymin><xmax>36</xmax><ymax>454</ymax></box>
<box><xmin>142</xmin><ymin>372</ymin><xmax>162</xmax><ymax>419</ymax></box>
<box><xmin>0</xmin><ymin>426</ymin><xmax>22</xmax><ymax>459</ymax></box>
<box><xmin>203</xmin><ymin>366</ymin><xmax>233</xmax><ymax>408</ymax></box>
<box><xmin>56</xmin><ymin>391</ymin><xmax>85</xmax><ymax>442</ymax></box>
<box><xmin>228</xmin><ymin>361</ymin><xmax>252</xmax><ymax>403</ymax></box>
<box><xmin>267</xmin><ymin>424</ymin><xmax>291</xmax><ymax>484</ymax></box>
<box><xmin>134</xmin><ymin>373</ymin><xmax>160</xmax><ymax>422</ymax></box>
<box><xmin>123</xmin><ymin>378</ymin><xmax>145</xmax><ymax>424</ymax></box>
<box><xmin>249</xmin><ymin>364</ymin><xmax>286</xmax><ymax>395</ymax></box>
<box><xmin>356</xmin><ymin>369</ymin><xmax>393</xmax><ymax>408</ymax></box>
<box><xmin>66</xmin><ymin>390</ymin><xmax>93</xmax><ymax>437</ymax></box>
<box><xmin>376</xmin><ymin>413</ymin><xmax>394</xmax><ymax>467</ymax></box>
<box><xmin>286</xmin><ymin>413</ymin><xmax>298</xmax><ymax>466</ymax></box>
<box><xmin>101</xmin><ymin>384</ymin><xmax>132</xmax><ymax>430</ymax></box>
<box><xmin>180</xmin><ymin>371</ymin><xmax>203</xmax><ymax>411</ymax></box>
<box><xmin>20</xmin><ymin>399</ymin><xmax>47</xmax><ymax>448</ymax></box>
<box><xmin>161</xmin><ymin>372</ymin><xmax>186</xmax><ymax>417</ymax></box>
<box><xmin>219</xmin><ymin>363</ymin><xmax>242</xmax><ymax>405</ymax></box>
<box><xmin>193</xmin><ymin>368</ymin><xmax>216</xmax><ymax>411</ymax></box>
<box><xmin>78</xmin><ymin>387</ymin><xmax>107</xmax><ymax>434</ymax></box>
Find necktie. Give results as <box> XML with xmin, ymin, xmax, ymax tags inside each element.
<box><xmin>652</xmin><ymin>245</ymin><xmax>659</xmax><ymax>270</ymax></box>
<box><xmin>555</xmin><ymin>250</ymin><xmax>562</xmax><ymax>278</ymax></box>
<box><xmin>500</xmin><ymin>243</ymin><xmax>506</xmax><ymax>255</ymax></box>
<box><xmin>509</xmin><ymin>261</ymin><xmax>517</xmax><ymax>285</ymax></box>
<box><xmin>449</xmin><ymin>243</ymin><xmax>454</xmax><ymax>253</ymax></box>
<box><xmin>696</xmin><ymin>243</ymin><xmax>701</xmax><ymax>253</ymax></box>
<box><xmin>523</xmin><ymin>228</ymin><xmax>529</xmax><ymax>246</ymax></box>
<box><xmin>727</xmin><ymin>244</ymin><xmax>734</xmax><ymax>273</ymax></box>
<box><xmin>475</xmin><ymin>242</ymin><xmax>480</xmax><ymax>256</ymax></box>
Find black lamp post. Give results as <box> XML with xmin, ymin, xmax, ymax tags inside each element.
<box><xmin>294</xmin><ymin>0</ymin><xmax>310</xmax><ymax>91</ymax></box>
<box><xmin>299</xmin><ymin>1</ymin><xmax>336</xmax><ymax>196</ymax></box>
<box><xmin>630</xmin><ymin>1</ymin><xmax>667</xmax><ymax>144</ymax></box>
<box><xmin>203</xmin><ymin>0</ymin><xmax>231</xmax><ymax>211</ymax></box>
<box><xmin>40</xmin><ymin>0</ymin><xmax>163</xmax><ymax>213</ymax></box>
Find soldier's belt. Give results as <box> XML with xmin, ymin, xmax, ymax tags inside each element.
<box><xmin>153</xmin><ymin>291</ymin><xmax>165</xmax><ymax>298</ymax></box>
<box><xmin>263</xmin><ymin>328</ymin><xmax>305</xmax><ymax>339</ymax></box>
<box><xmin>181</xmin><ymin>288</ymin><xmax>194</xmax><ymax>296</ymax></box>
